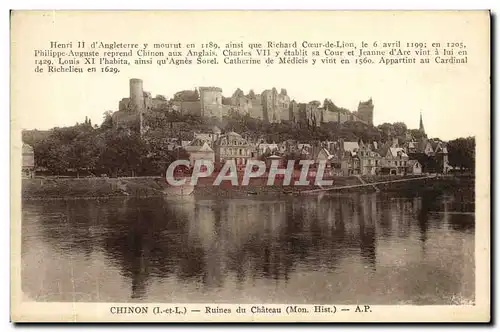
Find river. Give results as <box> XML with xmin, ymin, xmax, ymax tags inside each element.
<box><xmin>21</xmin><ymin>191</ymin><xmax>475</xmax><ymax>305</ymax></box>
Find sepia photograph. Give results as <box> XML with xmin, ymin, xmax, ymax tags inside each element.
<box><xmin>10</xmin><ymin>10</ymin><xmax>490</xmax><ymax>322</ymax></box>
<box><xmin>20</xmin><ymin>78</ymin><xmax>476</xmax><ymax>306</ymax></box>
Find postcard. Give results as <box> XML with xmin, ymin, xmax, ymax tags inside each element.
<box><xmin>10</xmin><ymin>10</ymin><xmax>490</xmax><ymax>323</ymax></box>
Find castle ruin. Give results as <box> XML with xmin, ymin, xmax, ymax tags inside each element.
<box><xmin>112</xmin><ymin>78</ymin><xmax>375</xmax><ymax>133</ymax></box>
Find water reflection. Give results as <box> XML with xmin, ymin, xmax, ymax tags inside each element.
<box><xmin>21</xmin><ymin>191</ymin><xmax>475</xmax><ymax>304</ymax></box>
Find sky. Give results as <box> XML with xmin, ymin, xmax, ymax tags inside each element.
<box><xmin>11</xmin><ymin>11</ymin><xmax>490</xmax><ymax>141</ymax></box>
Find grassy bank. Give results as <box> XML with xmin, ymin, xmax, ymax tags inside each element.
<box><xmin>21</xmin><ymin>175</ymin><xmax>474</xmax><ymax>200</ymax></box>
<box><xmin>21</xmin><ymin>177</ymin><xmax>166</xmax><ymax>199</ymax></box>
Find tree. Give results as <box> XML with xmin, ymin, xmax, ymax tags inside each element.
<box><xmin>173</xmin><ymin>90</ymin><xmax>199</xmax><ymax>102</ymax></box>
<box><xmin>173</xmin><ymin>147</ymin><xmax>190</xmax><ymax>161</ymax></box>
<box><xmin>67</xmin><ymin>131</ymin><xmax>100</xmax><ymax>177</ymax></box>
<box><xmin>408</xmin><ymin>129</ymin><xmax>425</xmax><ymax>141</ymax></box>
<box><xmin>98</xmin><ymin>129</ymin><xmax>148</xmax><ymax>177</ymax></box>
<box><xmin>377</xmin><ymin>123</ymin><xmax>393</xmax><ymax>142</ymax></box>
<box><xmin>233</xmin><ymin>88</ymin><xmax>245</xmax><ymax>98</ymax></box>
<box><xmin>447</xmin><ymin>136</ymin><xmax>475</xmax><ymax>171</ymax></box>
<box><xmin>323</xmin><ymin>99</ymin><xmax>350</xmax><ymax>113</ymax></box>
<box><xmin>323</xmin><ymin>98</ymin><xmax>330</xmax><ymax>109</ymax></box>
<box><xmin>35</xmin><ymin>136</ymin><xmax>71</xmax><ymax>174</ymax></box>
<box><xmin>309</xmin><ymin>100</ymin><xmax>321</xmax><ymax>108</ymax></box>
<box><xmin>392</xmin><ymin>122</ymin><xmax>408</xmax><ymax>137</ymax></box>
<box><xmin>143</xmin><ymin>136</ymin><xmax>174</xmax><ymax>175</ymax></box>
<box><xmin>101</xmin><ymin>110</ymin><xmax>114</xmax><ymax>130</ymax></box>
<box><xmin>22</xmin><ymin>129</ymin><xmax>50</xmax><ymax>148</ymax></box>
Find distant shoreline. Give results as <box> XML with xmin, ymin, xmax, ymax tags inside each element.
<box><xmin>21</xmin><ymin>174</ymin><xmax>474</xmax><ymax>201</ymax></box>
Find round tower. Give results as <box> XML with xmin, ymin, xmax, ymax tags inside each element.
<box><xmin>129</xmin><ymin>78</ymin><xmax>144</xmax><ymax>112</ymax></box>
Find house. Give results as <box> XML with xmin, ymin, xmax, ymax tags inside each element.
<box><xmin>337</xmin><ymin>141</ymin><xmax>361</xmax><ymax>176</ymax></box>
<box><xmin>313</xmin><ymin>147</ymin><xmax>335</xmax><ymax>168</ymax></box>
<box><xmin>350</xmin><ymin>153</ymin><xmax>361</xmax><ymax>175</ymax></box>
<box><xmin>22</xmin><ymin>143</ymin><xmax>35</xmax><ymax>178</ymax></box>
<box><xmin>418</xmin><ymin>139</ymin><xmax>435</xmax><ymax>156</ymax></box>
<box><xmin>431</xmin><ymin>140</ymin><xmax>450</xmax><ymax>174</ymax></box>
<box><xmin>407</xmin><ymin>138</ymin><xmax>449</xmax><ymax>174</ymax></box>
<box><xmin>357</xmin><ymin>145</ymin><xmax>382</xmax><ymax>175</ymax></box>
<box><xmin>381</xmin><ymin>147</ymin><xmax>409</xmax><ymax>175</ymax></box>
<box><xmin>214</xmin><ymin>131</ymin><xmax>253</xmax><ymax>169</ymax></box>
<box><xmin>406</xmin><ymin>141</ymin><xmax>418</xmax><ymax>154</ymax></box>
<box><xmin>407</xmin><ymin>160</ymin><xmax>422</xmax><ymax>175</ymax></box>
<box><xmin>184</xmin><ymin>138</ymin><xmax>215</xmax><ymax>167</ymax></box>
<box><xmin>313</xmin><ymin>147</ymin><xmax>341</xmax><ymax>176</ymax></box>
<box><xmin>339</xmin><ymin>149</ymin><xmax>361</xmax><ymax>176</ymax></box>
<box><xmin>340</xmin><ymin>140</ymin><xmax>384</xmax><ymax>176</ymax></box>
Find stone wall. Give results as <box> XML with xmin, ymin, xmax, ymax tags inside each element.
<box><xmin>172</xmin><ymin>101</ymin><xmax>202</xmax><ymax>116</ymax></box>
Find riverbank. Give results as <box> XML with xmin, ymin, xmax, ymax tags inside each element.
<box><xmin>21</xmin><ymin>174</ymin><xmax>475</xmax><ymax>200</ymax></box>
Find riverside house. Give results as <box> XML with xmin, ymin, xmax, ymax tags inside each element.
<box><xmin>407</xmin><ymin>160</ymin><xmax>423</xmax><ymax>175</ymax></box>
<box><xmin>357</xmin><ymin>142</ymin><xmax>383</xmax><ymax>175</ymax></box>
<box><xmin>214</xmin><ymin>131</ymin><xmax>253</xmax><ymax>170</ymax></box>
<box><xmin>381</xmin><ymin>147</ymin><xmax>409</xmax><ymax>175</ymax></box>
<box><xmin>184</xmin><ymin>138</ymin><xmax>215</xmax><ymax>167</ymax></box>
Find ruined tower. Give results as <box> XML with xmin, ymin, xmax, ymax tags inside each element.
<box><xmin>199</xmin><ymin>87</ymin><xmax>223</xmax><ymax>118</ymax></box>
<box><xmin>261</xmin><ymin>88</ymin><xmax>290</xmax><ymax>123</ymax></box>
<box><xmin>128</xmin><ymin>79</ymin><xmax>146</xmax><ymax>135</ymax></box>
<box><xmin>356</xmin><ymin>98</ymin><xmax>374</xmax><ymax>125</ymax></box>
<box><xmin>129</xmin><ymin>78</ymin><xmax>145</xmax><ymax>112</ymax></box>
